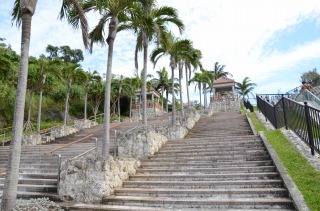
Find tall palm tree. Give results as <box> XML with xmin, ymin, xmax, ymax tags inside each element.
<box><xmin>150</xmin><ymin>67</ymin><xmax>169</xmax><ymax>111</ymax></box>
<box><xmin>61</xmin><ymin>63</ymin><xmax>84</xmax><ymax>126</ymax></box>
<box><xmin>189</xmin><ymin>72</ymin><xmax>203</xmax><ymax>108</ymax></box>
<box><xmin>88</xmin><ymin>80</ymin><xmax>105</xmax><ymax>122</ymax></box>
<box><xmin>79</xmin><ymin>0</ymin><xmax>148</xmax><ymax>157</ymax></box>
<box><xmin>2</xmin><ymin>0</ymin><xmax>89</xmax><ymax>208</ymax></box>
<box><xmin>236</xmin><ymin>77</ymin><xmax>257</xmax><ymax>101</ymax></box>
<box><xmin>119</xmin><ymin>1</ymin><xmax>184</xmax><ymax>125</ymax></box>
<box><xmin>184</xmin><ymin>48</ymin><xmax>202</xmax><ymax>106</ymax></box>
<box><xmin>151</xmin><ymin>32</ymin><xmax>191</xmax><ymax>125</ymax></box>
<box><xmin>83</xmin><ymin>70</ymin><xmax>100</xmax><ymax>120</ymax></box>
<box><xmin>199</xmin><ymin>68</ymin><xmax>212</xmax><ymax>108</ymax></box>
<box><xmin>210</xmin><ymin>62</ymin><xmax>230</xmax><ymax>80</ymax></box>
<box><xmin>124</xmin><ymin>77</ymin><xmax>140</xmax><ymax>119</ymax></box>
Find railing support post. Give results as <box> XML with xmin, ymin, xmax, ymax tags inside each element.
<box><xmin>304</xmin><ymin>102</ymin><xmax>315</xmax><ymax>155</ymax></box>
<box><xmin>273</xmin><ymin>106</ymin><xmax>278</xmax><ymax>129</ymax></box>
<box><xmin>281</xmin><ymin>94</ymin><xmax>288</xmax><ymax>130</ymax></box>
<box><xmin>263</xmin><ymin>98</ymin><xmax>267</xmax><ymax>122</ymax></box>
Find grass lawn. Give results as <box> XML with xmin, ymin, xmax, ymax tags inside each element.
<box><xmin>245</xmin><ymin>110</ymin><xmax>320</xmax><ymax>211</ymax></box>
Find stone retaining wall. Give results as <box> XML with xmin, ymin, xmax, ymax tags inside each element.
<box><xmin>117</xmin><ymin>126</ymin><xmax>168</xmax><ymax>159</ymax></box>
<box><xmin>22</xmin><ymin>120</ymin><xmax>97</xmax><ymax>146</ymax></box>
<box><xmin>211</xmin><ymin>100</ymin><xmax>240</xmax><ymax>112</ymax></box>
<box><xmin>59</xmin><ymin>153</ymin><xmax>140</xmax><ymax>203</ymax></box>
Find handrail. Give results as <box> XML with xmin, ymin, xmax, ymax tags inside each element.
<box><xmin>44</xmin><ymin>134</ymin><xmax>93</xmax><ymax>155</ymax></box>
<box><xmin>73</xmin><ymin>137</ymin><xmax>98</xmax><ymax>159</ymax></box>
<box><xmin>0</xmin><ymin>168</ymin><xmax>6</xmax><ymax>174</ymax></box>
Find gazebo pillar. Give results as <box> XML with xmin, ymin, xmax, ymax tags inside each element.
<box><xmin>152</xmin><ymin>93</ymin><xmax>155</xmax><ymax>111</ymax></box>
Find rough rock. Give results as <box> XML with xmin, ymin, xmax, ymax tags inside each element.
<box><xmin>59</xmin><ymin>153</ymin><xmax>140</xmax><ymax>203</ymax></box>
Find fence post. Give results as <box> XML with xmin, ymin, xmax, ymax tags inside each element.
<box><xmin>304</xmin><ymin>102</ymin><xmax>315</xmax><ymax>156</ymax></box>
<box><xmin>263</xmin><ymin>99</ymin><xmax>267</xmax><ymax>122</ymax></box>
<box><xmin>273</xmin><ymin>106</ymin><xmax>278</xmax><ymax>129</ymax></box>
<box><xmin>281</xmin><ymin>94</ymin><xmax>288</xmax><ymax>130</ymax></box>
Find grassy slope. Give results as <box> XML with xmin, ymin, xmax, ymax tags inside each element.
<box><xmin>245</xmin><ymin>111</ymin><xmax>320</xmax><ymax>211</ymax></box>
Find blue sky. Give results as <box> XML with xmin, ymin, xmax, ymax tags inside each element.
<box><xmin>1</xmin><ymin>0</ymin><xmax>320</xmax><ymax>103</ymax></box>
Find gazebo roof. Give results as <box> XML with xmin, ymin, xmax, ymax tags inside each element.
<box><xmin>213</xmin><ymin>76</ymin><xmax>235</xmax><ymax>84</ymax></box>
<box><xmin>135</xmin><ymin>87</ymin><xmax>161</xmax><ymax>97</ymax></box>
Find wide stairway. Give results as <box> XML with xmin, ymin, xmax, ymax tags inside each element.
<box><xmin>99</xmin><ymin>111</ymin><xmax>295</xmax><ymax>210</ymax></box>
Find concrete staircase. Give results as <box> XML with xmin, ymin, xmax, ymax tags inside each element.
<box><xmin>0</xmin><ymin>115</ymin><xmax>173</xmax><ymax>201</ymax></box>
<box><xmin>97</xmin><ymin>112</ymin><xmax>296</xmax><ymax>210</ymax></box>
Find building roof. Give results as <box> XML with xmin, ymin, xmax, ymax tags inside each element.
<box><xmin>135</xmin><ymin>87</ymin><xmax>161</xmax><ymax>97</ymax></box>
<box><xmin>213</xmin><ymin>76</ymin><xmax>235</xmax><ymax>84</ymax></box>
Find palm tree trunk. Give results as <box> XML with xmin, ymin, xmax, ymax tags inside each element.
<box><xmin>1</xmin><ymin>6</ymin><xmax>35</xmax><ymax>210</ymax></box>
<box><xmin>84</xmin><ymin>86</ymin><xmax>88</xmax><ymax>120</ymax></box>
<box><xmin>171</xmin><ymin>66</ymin><xmax>176</xmax><ymax>125</ymax></box>
<box><xmin>166</xmin><ymin>90</ymin><xmax>169</xmax><ymax>112</ymax></box>
<box><xmin>129</xmin><ymin>95</ymin><xmax>132</xmax><ymax>119</ymax></box>
<box><xmin>204</xmin><ymin>83</ymin><xmax>207</xmax><ymax>108</ymax></box>
<box><xmin>63</xmin><ymin>79</ymin><xmax>71</xmax><ymax>127</ymax></box>
<box><xmin>161</xmin><ymin>89</ymin><xmax>164</xmax><ymax>111</ymax></box>
<box><xmin>199</xmin><ymin>84</ymin><xmax>202</xmax><ymax>109</ymax></box>
<box><xmin>25</xmin><ymin>90</ymin><xmax>34</xmax><ymax>131</ymax></box>
<box><xmin>102</xmin><ymin>16</ymin><xmax>118</xmax><ymax>157</ymax></box>
<box><xmin>36</xmin><ymin>87</ymin><xmax>43</xmax><ymax>133</ymax></box>
<box><xmin>185</xmin><ymin>65</ymin><xmax>190</xmax><ymax>106</ymax></box>
<box><xmin>36</xmin><ymin>74</ymin><xmax>45</xmax><ymax>133</ymax></box>
<box><xmin>178</xmin><ymin>62</ymin><xmax>184</xmax><ymax>117</ymax></box>
<box><xmin>142</xmin><ymin>32</ymin><xmax>148</xmax><ymax>125</ymax></box>
<box><xmin>118</xmin><ymin>96</ymin><xmax>120</xmax><ymax>122</ymax></box>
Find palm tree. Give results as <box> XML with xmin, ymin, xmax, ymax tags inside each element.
<box><xmin>61</xmin><ymin>63</ymin><xmax>84</xmax><ymax>126</ymax></box>
<box><xmin>210</xmin><ymin>62</ymin><xmax>230</xmax><ymax>80</ymax></box>
<box><xmin>189</xmin><ymin>72</ymin><xmax>203</xmax><ymax>108</ymax></box>
<box><xmin>78</xmin><ymin>0</ymin><xmax>149</xmax><ymax>157</ymax></box>
<box><xmin>199</xmin><ymin>68</ymin><xmax>212</xmax><ymax>108</ymax></box>
<box><xmin>150</xmin><ymin>32</ymin><xmax>191</xmax><ymax>125</ymax></box>
<box><xmin>236</xmin><ymin>77</ymin><xmax>257</xmax><ymax>101</ymax></box>
<box><xmin>119</xmin><ymin>1</ymin><xmax>184</xmax><ymax>125</ymax></box>
<box><xmin>150</xmin><ymin>67</ymin><xmax>169</xmax><ymax>111</ymax></box>
<box><xmin>2</xmin><ymin>0</ymin><xmax>89</xmax><ymax>208</ymax></box>
<box><xmin>88</xmin><ymin>80</ymin><xmax>105</xmax><ymax>122</ymax></box>
<box><xmin>184</xmin><ymin>48</ymin><xmax>202</xmax><ymax>106</ymax></box>
<box><xmin>1</xmin><ymin>2</ymin><xmax>38</xmax><ymax>209</ymax></box>
<box><xmin>124</xmin><ymin>77</ymin><xmax>140</xmax><ymax>119</ymax></box>
<box><xmin>83</xmin><ymin>70</ymin><xmax>100</xmax><ymax>120</ymax></box>
<box><xmin>35</xmin><ymin>56</ymin><xmax>62</xmax><ymax>133</ymax></box>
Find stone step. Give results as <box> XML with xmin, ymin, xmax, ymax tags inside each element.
<box><xmin>160</xmin><ymin>142</ymin><xmax>264</xmax><ymax>151</ymax></box>
<box><xmin>0</xmin><ymin>178</ymin><xmax>57</xmax><ymax>185</ymax></box>
<box><xmin>0</xmin><ymin>184</ymin><xmax>57</xmax><ymax>192</ymax></box>
<box><xmin>122</xmin><ymin>179</ymin><xmax>284</xmax><ymax>189</ymax></box>
<box><xmin>0</xmin><ymin>173</ymin><xmax>58</xmax><ymax>179</ymax></box>
<box><xmin>167</xmin><ymin>135</ymin><xmax>260</xmax><ymax>143</ymax></box>
<box><xmin>103</xmin><ymin>196</ymin><xmax>294</xmax><ymax>209</ymax></box>
<box><xmin>114</xmin><ymin>187</ymin><xmax>289</xmax><ymax>198</ymax></box>
<box><xmin>136</xmin><ymin>166</ymin><xmax>277</xmax><ymax>174</ymax></box>
<box><xmin>141</xmin><ymin>160</ymin><xmax>273</xmax><ymax>168</ymax></box>
<box><xmin>61</xmin><ymin>203</ymin><xmax>295</xmax><ymax>211</ymax></box>
<box><xmin>144</xmin><ymin>155</ymin><xmax>272</xmax><ymax>162</ymax></box>
<box><xmin>151</xmin><ymin>150</ymin><xmax>268</xmax><ymax>158</ymax></box>
<box><xmin>130</xmin><ymin>172</ymin><xmax>280</xmax><ymax>181</ymax></box>
<box><xmin>155</xmin><ymin>148</ymin><xmax>267</xmax><ymax>156</ymax></box>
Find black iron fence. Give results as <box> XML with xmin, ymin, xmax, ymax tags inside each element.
<box><xmin>243</xmin><ymin>100</ymin><xmax>254</xmax><ymax>112</ymax></box>
<box><xmin>257</xmin><ymin>94</ymin><xmax>320</xmax><ymax>155</ymax></box>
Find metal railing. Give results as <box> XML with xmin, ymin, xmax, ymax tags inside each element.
<box><xmin>257</xmin><ymin>94</ymin><xmax>320</xmax><ymax>155</ymax></box>
<box><xmin>243</xmin><ymin>100</ymin><xmax>254</xmax><ymax>112</ymax></box>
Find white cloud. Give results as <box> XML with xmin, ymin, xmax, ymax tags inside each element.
<box><xmin>1</xmin><ymin>0</ymin><xmax>320</xmax><ymax>103</ymax></box>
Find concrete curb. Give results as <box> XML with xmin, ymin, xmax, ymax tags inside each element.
<box><xmin>245</xmin><ymin>113</ymin><xmax>257</xmax><ymax>135</ymax></box>
<box><xmin>259</xmin><ymin>131</ymin><xmax>310</xmax><ymax>211</ymax></box>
